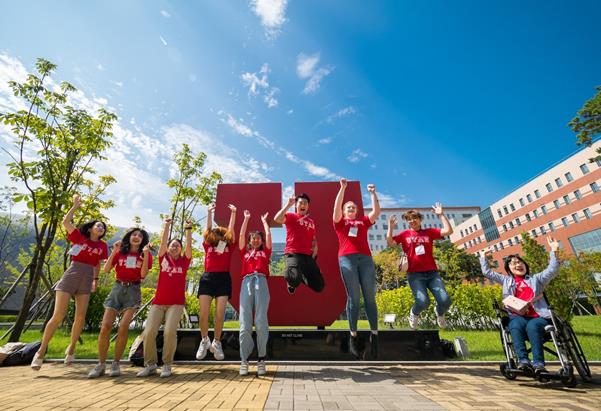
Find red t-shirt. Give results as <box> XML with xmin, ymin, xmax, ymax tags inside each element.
<box><xmin>393</xmin><ymin>228</ymin><xmax>442</xmax><ymax>273</ymax></box>
<box><xmin>514</xmin><ymin>276</ymin><xmax>539</xmax><ymax>318</ymax></box>
<box><xmin>67</xmin><ymin>229</ymin><xmax>108</xmax><ymax>267</ymax></box>
<box><xmin>153</xmin><ymin>254</ymin><xmax>191</xmax><ymax>305</ymax></box>
<box><xmin>203</xmin><ymin>240</ymin><xmax>234</xmax><ymax>272</ymax></box>
<box><xmin>111</xmin><ymin>252</ymin><xmax>153</xmax><ymax>282</ymax></box>
<box><xmin>334</xmin><ymin>215</ymin><xmax>373</xmax><ymax>257</ymax></box>
<box><xmin>284</xmin><ymin>212</ymin><xmax>316</xmax><ymax>255</ymax></box>
<box><xmin>241</xmin><ymin>247</ymin><xmax>272</xmax><ymax>277</ymax></box>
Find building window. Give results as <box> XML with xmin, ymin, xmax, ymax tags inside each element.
<box><xmin>493</xmin><ymin>244</ymin><xmax>498</xmax><ymax>251</ymax></box>
<box><xmin>569</xmin><ymin>228</ymin><xmax>601</xmax><ymax>253</ymax></box>
<box><xmin>376</xmin><ymin>234</ymin><xmax>382</xmax><ymax>240</ymax></box>
<box><xmin>580</xmin><ymin>164</ymin><xmax>590</xmax><ymax>175</ymax></box>
<box><xmin>562</xmin><ymin>217</ymin><xmax>569</xmax><ymax>227</ymax></box>
<box><xmin>503</xmin><ymin>206</ymin><xmax>509</xmax><ymax>215</ymax></box>
<box><xmin>499</xmin><ymin>242</ymin><xmax>504</xmax><ymax>250</ymax></box>
<box><xmin>380</xmin><ymin>214</ymin><xmax>387</xmax><ymax>220</ymax></box>
<box><xmin>572</xmin><ymin>213</ymin><xmax>580</xmax><ymax>223</ymax></box>
<box><xmin>541</xmin><ymin>205</ymin><xmax>547</xmax><ymax>215</ymax></box>
<box><xmin>540</xmin><ymin>225</ymin><xmax>546</xmax><ymax>234</ymax></box>
<box><xmin>548</xmin><ymin>222</ymin><xmax>555</xmax><ymax>232</ymax></box>
<box><xmin>596</xmin><ymin>158</ymin><xmax>601</xmax><ymax>167</ymax></box>
<box><xmin>531</xmin><ymin>229</ymin><xmax>537</xmax><ymax>237</ymax></box>
<box><xmin>563</xmin><ymin>195</ymin><xmax>571</xmax><ymax>205</ymax></box>
<box><xmin>509</xmin><ymin>221</ymin><xmax>515</xmax><ymax>229</ymax></box>
<box><xmin>554</xmin><ymin>199</ymin><xmax>561</xmax><ymax>209</ymax></box>
<box><xmin>555</xmin><ymin>177</ymin><xmax>563</xmax><ymax>188</ymax></box>
<box><xmin>369</xmin><ymin>234</ymin><xmax>374</xmax><ymax>240</ymax></box>
<box><xmin>514</xmin><ymin>236</ymin><xmax>520</xmax><ymax>244</ymax></box>
<box><xmin>545</xmin><ymin>183</ymin><xmax>553</xmax><ymax>193</ymax></box>
<box><xmin>584</xmin><ymin>208</ymin><xmax>593</xmax><ymax>219</ymax></box>
<box><xmin>502</xmin><ymin>224</ymin><xmax>507</xmax><ymax>232</ymax></box>
<box><xmin>508</xmin><ymin>238</ymin><xmax>513</xmax><ymax>246</ymax></box>
<box><xmin>525</xmin><ymin>213</ymin><xmax>531</xmax><ymax>221</ymax></box>
<box><xmin>383</xmin><ymin>224</ymin><xmax>388</xmax><ymax>230</ymax></box>
<box><xmin>527</xmin><ymin>194</ymin><xmax>533</xmax><ymax>202</ymax></box>
<box><xmin>574</xmin><ymin>189</ymin><xmax>582</xmax><ymax>200</ymax></box>
<box><xmin>534</xmin><ymin>189</ymin><xmax>541</xmax><ymax>199</ymax></box>
<box><xmin>460</xmin><ymin>229</ymin><xmax>464</xmax><ymax>237</ymax></box>
<box><xmin>510</xmin><ymin>203</ymin><xmax>515</xmax><ymax>212</ymax></box>
<box><xmin>469</xmin><ymin>226</ymin><xmax>473</xmax><ymax>234</ymax></box>
<box><xmin>519</xmin><ymin>198</ymin><xmax>525</xmax><ymax>207</ymax></box>
<box><xmin>497</xmin><ymin>209</ymin><xmax>502</xmax><ymax>218</ymax></box>
<box><xmin>515</xmin><ymin>218</ymin><xmax>521</xmax><ymax>226</ymax></box>
<box><xmin>591</xmin><ymin>182</ymin><xmax>600</xmax><ymax>193</ymax></box>
<box><xmin>374</xmin><ymin>224</ymin><xmax>378</xmax><ymax>230</ymax></box>
<box><xmin>533</xmin><ymin>209</ymin><xmax>539</xmax><ymax>218</ymax></box>
<box><xmin>565</xmin><ymin>172</ymin><xmax>574</xmax><ymax>182</ymax></box>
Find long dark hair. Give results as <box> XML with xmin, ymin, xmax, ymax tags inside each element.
<box><xmin>120</xmin><ymin>228</ymin><xmax>150</xmax><ymax>255</ymax></box>
<box><xmin>247</xmin><ymin>231</ymin><xmax>265</xmax><ymax>251</ymax></box>
<box><xmin>503</xmin><ymin>254</ymin><xmax>531</xmax><ymax>277</ymax></box>
<box><xmin>79</xmin><ymin>220</ymin><xmax>107</xmax><ymax>240</ymax></box>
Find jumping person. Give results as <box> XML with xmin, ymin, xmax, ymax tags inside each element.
<box><xmin>196</xmin><ymin>203</ymin><xmax>236</xmax><ymax>361</ymax></box>
<box><xmin>333</xmin><ymin>179</ymin><xmax>381</xmax><ymax>357</ymax></box>
<box><xmin>273</xmin><ymin>193</ymin><xmax>324</xmax><ymax>294</ymax></box>
<box><xmin>481</xmin><ymin>237</ymin><xmax>560</xmax><ymax>373</ymax></box>
<box><xmin>238</xmin><ymin>210</ymin><xmax>272</xmax><ymax>376</ymax></box>
<box><xmin>386</xmin><ymin>204</ymin><xmax>453</xmax><ymax>329</ymax></box>
<box><xmin>31</xmin><ymin>195</ymin><xmax>109</xmax><ymax>370</ymax></box>
<box><xmin>87</xmin><ymin>228</ymin><xmax>152</xmax><ymax>378</ymax></box>
<box><xmin>137</xmin><ymin>218</ymin><xmax>192</xmax><ymax>378</ymax></box>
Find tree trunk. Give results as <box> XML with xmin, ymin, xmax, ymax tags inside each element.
<box><xmin>8</xmin><ymin>256</ymin><xmax>43</xmax><ymax>341</ymax></box>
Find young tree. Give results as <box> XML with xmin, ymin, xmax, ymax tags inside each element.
<box><xmin>373</xmin><ymin>245</ymin><xmax>406</xmax><ymax>290</ymax></box>
<box><xmin>569</xmin><ymin>85</ymin><xmax>601</xmax><ymax>162</ymax></box>
<box><xmin>433</xmin><ymin>239</ymin><xmax>481</xmax><ymax>286</ymax></box>
<box><xmin>0</xmin><ymin>58</ymin><xmax>117</xmax><ymax>341</ymax></box>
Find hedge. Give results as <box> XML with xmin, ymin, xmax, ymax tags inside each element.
<box><xmin>376</xmin><ymin>284</ymin><xmax>503</xmax><ymax>330</ymax></box>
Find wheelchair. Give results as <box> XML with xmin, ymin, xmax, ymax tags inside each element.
<box><xmin>493</xmin><ymin>300</ymin><xmax>592</xmax><ymax>387</ymax></box>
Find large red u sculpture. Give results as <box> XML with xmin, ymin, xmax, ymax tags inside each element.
<box><xmin>214</xmin><ymin>181</ymin><xmax>365</xmax><ymax>326</ymax></box>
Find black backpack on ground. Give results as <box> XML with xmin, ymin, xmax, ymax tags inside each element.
<box><xmin>3</xmin><ymin>341</ymin><xmax>41</xmax><ymax>366</ymax></box>
<box><xmin>129</xmin><ymin>335</ymin><xmax>163</xmax><ymax>367</ymax></box>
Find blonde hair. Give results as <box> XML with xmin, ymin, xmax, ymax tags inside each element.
<box><xmin>203</xmin><ymin>226</ymin><xmax>233</xmax><ymax>246</ymax></box>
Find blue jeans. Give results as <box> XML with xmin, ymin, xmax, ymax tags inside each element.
<box><xmin>508</xmin><ymin>316</ymin><xmax>550</xmax><ymax>365</ymax></box>
<box><xmin>406</xmin><ymin>271</ymin><xmax>451</xmax><ymax>316</ymax></box>
<box><xmin>339</xmin><ymin>254</ymin><xmax>378</xmax><ymax>331</ymax></box>
<box><xmin>239</xmin><ymin>273</ymin><xmax>270</xmax><ymax>361</ymax></box>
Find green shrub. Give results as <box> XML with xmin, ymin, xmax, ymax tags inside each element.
<box><xmin>67</xmin><ymin>286</ymin><xmax>111</xmax><ymax>331</ymax></box>
<box><xmin>376</xmin><ymin>283</ymin><xmax>502</xmax><ymax>330</ymax></box>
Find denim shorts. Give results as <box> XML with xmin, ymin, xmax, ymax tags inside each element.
<box><xmin>104</xmin><ymin>282</ymin><xmax>141</xmax><ymax>312</ymax></box>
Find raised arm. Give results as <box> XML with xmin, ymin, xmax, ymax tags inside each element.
<box><xmin>227</xmin><ymin>204</ymin><xmax>237</xmax><ymax>239</ymax></box>
<box><xmin>158</xmin><ymin>218</ymin><xmax>172</xmax><ymax>258</ymax></box>
<box><xmin>184</xmin><ymin>220</ymin><xmax>193</xmax><ymax>259</ymax></box>
<box><xmin>205</xmin><ymin>204</ymin><xmax>215</xmax><ymax>232</ymax></box>
<box><xmin>141</xmin><ymin>243</ymin><xmax>152</xmax><ymax>279</ymax></box>
<box><xmin>386</xmin><ymin>215</ymin><xmax>398</xmax><ymax>247</ymax></box>
<box><xmin>333</xmin><ymin>178</ymin><xmax>347</xmax><ymax>223</ymax></box>
<box><xmin>433</xmin><ymin>202</ymin><xmax>453</xmax><ymax>236</ymax></box>
<box><xmin>274</xmin><ymin>195</ymin><xmax>296</xmax><ymax>224</ymax></box>
<box><xmin>535</xmin><ymin>236</ymin><xmax>560</xmax><ymax>287</ymax></box>
<box><xmin>103</xmin><ymin>240</ymin><xmax>122</xmax><ymax>273</ymax></box>
<box><xmin>62</xmin><ymin>194</ymin><xmax>82</xmax><ymax>234</ymax></box>
<box><xmin>479</xmin><ymin>251</ymin><xmax>505</xmax><ymax>284</ymax></box>
<box><xmin>261</xmin><ymin>212</ymin><xmax>272</xmax><ymax>250</ymax></box>
<box><xmin>239</xmin><ymin>210</ymin><xmax>250</xmax><ymax>250</ymax></box>
<box><xmin>367</xmin><ymin>184</ymin><xmax>381</xmax><ymax>223</ymax></box>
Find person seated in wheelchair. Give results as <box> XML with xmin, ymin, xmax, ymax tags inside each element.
<box><xmin>480</xmin><ymin>236</ymin><xmax>560</xmax><ymax>373</ymax></box>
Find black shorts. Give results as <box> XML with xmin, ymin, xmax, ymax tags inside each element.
<box><xmin>197</xmin><ymin>271</ymin><xmax>232</xmax><ymax>298</ymax></box>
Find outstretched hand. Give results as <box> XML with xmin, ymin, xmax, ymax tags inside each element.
<box><xmin>228</xmin><ymin>204</ymin><xmax>237</xmax><ymax>213</ymax></box>
<box><xmin>261</xmin><ymin>212</ymin><xmax>269</xmax><ymax>224</ymax></box>
<box><xmin>72</xmin><ymin>194</ymin><xmax>82</xmax><ymax>208</ymax></box>
<box><xmin>367</xmin><ymin>184</ymin><xmax>376</xmax><ymax>193</ymax></box>
<box><xmin>340</xmin><ymin>178</ymin><xmax>348</xmax><ymax>188</ymax></box>
<box><xmin>143</xmin><ymin>243</ymin><xmax>152</xmax><ymax>253</ymax></box>
<box><xmin>546</xmin><ymin>236</ymin><xmax>560</xmax><ymax>252</ymax></box>
<box><xmin>112</xmin><ymin>240</ymin><xmax>122</xmax><ymax>252</ymax></box>
<box><xmin>243</xmin><ymin>210</ymin><xmax>251</xmax><ymax>219</ymax></box>
<box><xmin>432</xmin><ymin>202</ymin><xmax>443</xmax><ymax>216</ymax></box>
<box><xmin>389</xmin><ymin>215</ymin><xmax>398</xmax><ymax>228</ymax></box>
<box><xmin>207</xmin><ymin>203</ymin><xmax>216</xmax><ymax>213</ymax></box>
<box><xmin>287</xmin><ymin>195</ymin><xmax>296</xmax><ymax>206</ymax></box>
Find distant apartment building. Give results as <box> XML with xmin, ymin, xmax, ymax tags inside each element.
<box><xmin>365</xmin><ymin>206</ymin><xmax>481</xmax><ymax>253</ymax></box>
<box><xmin>450</xmin><ymin>141</ymin><xmax>601</xmax><ymax>264</ymax></box>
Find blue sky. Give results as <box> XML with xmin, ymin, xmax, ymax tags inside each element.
<box><xmin>1</xmin><ymin>0</ymin><xmax>600</xmax><ymax>233</ymax></box>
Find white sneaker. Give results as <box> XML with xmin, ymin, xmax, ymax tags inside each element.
<box><xmin>160</xmin><ymin>364</ymin><xmax>172</xmax><ymax>378</ymax></box>
<box><xmin>64</xmin><ymin>347</ymin><xmax>75</xmax><ymax>365</ymax></box>
<box><xmin>87</xmin><ymin>363</ymin><xmax>106</xmax><ymax>379</ymax></box>
<box><xmin>210</xmin><ymin>339</ymin><xmax>225</xmax><ymax>360</ymax></box>
<box><xmin>196</xmin><ymin>336</ymin><xmax>211</xmax><ymax>360</ymax></box>
<box><xmin>109</xmin><ymin>361</ymin><xmax>121</xmax><ymax>377</ymax></box>
<box><xmin>239</xmin><ymin>361</ymin><xmax>249</xmax><ymax>376</ymax></box>
<box><xmin>31</xmin><ymin>352</ymin><xmax>43</xmax><ymax>371</ymax></box>
<box><xmin>437</xmin><ymin>314</ymin><xmax>447</xmax><ymax>329</ymax></box>
<box><xmin>136</xmin><ymin>364</ymin><xmax>158</xmax><ymax>377</ymax></box>
<box><xmin>257</xmin><ymin>360</ymin><xmax>266</xmax><ymax>376</ymax></box>
<box><xmin>408</xmin><ymin>310</ymin><xmax>419</xmax><ymax>330</ymax></box>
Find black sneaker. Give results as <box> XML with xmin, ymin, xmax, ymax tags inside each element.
<box><xmin>518</xmin><ymin>360</ymin><xmax>534</xmax><ymax>375</ymax></box>
<box><xmin>287</xmin><ymin>285</ymin><xmax>295</xmax><ymax>295</ymax></box>
<box><xmin>349</xmin><ymin>335</ymin><xmax>360</xmax><ymax>358</ymax></box>
<box><xmin>370</xmin><ymin>333</ymin><xmax>379</xmax><ymax>359</ymax></box>
<box><xmin>533</xmin><ymin>362</ymin><xmax>547</xmax><ymax>374</ymax></box>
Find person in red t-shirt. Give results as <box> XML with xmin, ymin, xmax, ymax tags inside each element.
<box><xmin>196</xmin><ymin>203</ymin><xmax>237</xmax><ymax>361</ymax></box>
<box><xmin>137</xmin><ymin>217</ymin><xmax>192</xmax><ymax>378</ymax></box>
<box><xmin>32</xmin><ymin>195</ymin><xmax>109</xmax><ymax>371</ymax></box>
<box><xmin>333</xmin><ymin>178</ymin><xmax>381</xmax><ymax>358</ymax></box>
<box><xmin>87</xmin><ymin>227</ymin><xmax>152</xmax><ymax>378</ymax></box>
<box><xmin>386</xmin><ymin>204</ymin><xmax>453</xmax><ymax>330</ymax></box>
<box><xmin>274</xmin><ymin>193</ymin><xmax>324</xmax><ymax>295</ymax></box>
<box><xmin>238</xmin><ymin>210</ymin><xmax>272</xmax><ymax>376</ymax></box>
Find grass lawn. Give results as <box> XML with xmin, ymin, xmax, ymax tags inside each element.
<box><xmin>2</xmin><ymin>316</ymin><xmax>599</xmax><ymax>361</ymax></box>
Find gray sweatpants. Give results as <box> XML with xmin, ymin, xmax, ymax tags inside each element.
<box><xmin>239</xmin><ymin>273</ymin><xmax>270</xmax><ymax>361</ymax></box>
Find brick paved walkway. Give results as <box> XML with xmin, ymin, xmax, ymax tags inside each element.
<box><xmin>0</xmin><ymin>363</ymin><xmax>599</xmax><ymax>410</ymax></box>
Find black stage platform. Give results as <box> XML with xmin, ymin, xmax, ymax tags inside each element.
<box><xmin>144</xmin><ymin>329</ymin><xmax>449</xmax><ymax>362</ymax></box>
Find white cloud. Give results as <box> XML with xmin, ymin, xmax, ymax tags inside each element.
<box><xmin>347</xmin><ymin>148</ymin><xmax>368</xmax><ymax>163</ymax></box>
<box><xmin>302</xmin><ymin>161</ymin><xmax>338</xmax><ymax>180</ymax></box>
<box><xmin>296</xmin><ymin>53</ymin><xmax>334</xmax><ymax>95</ymax></box>
<box><xmin>97</xmin><ymin>63</ymin><xmax>104</xmax><ymax>70</ymax></box>
<box><xmin>250</xmin><ymin>0</ymin><xmax>288</xmax><ymax>39</ymax></box>
<box><xmin>160</xmin><ymin>10</ymin><xmax>171</xmax><ymax>18</ymax></box>
<box><xmin>240</xmin><ymin>64</ymin><xmax>279</xmax><ymax>108</ymax></box>
<box><xmin>318</xmin><ymin>137</ymin><xmax>332</xmax><ymax>145</ymax></box>
<box><xmin>225</xmin><ymin>114</ymin><xmax>254</xmax><ymax>138</ymax></box>
<box><xmin>325</xmin><ymin>106</ymin><xmax>356</xmax><ymax>124</ymax></box>
<box><xmin>159</xmin><ymin>36</ymin><xmax>167</xmax><ymax>46</ymax></box>
<box><xmin>375</xmin><ymin>192</ymin><xmax>409</xmax><ymax>208</ymax></box>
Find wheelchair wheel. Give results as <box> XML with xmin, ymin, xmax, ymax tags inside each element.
<box><xmin>560</xmin><ymin>364</ymin><xmax>577</xmax><ymax>388</ymax></box>
<box><xmin>560</xmin><ymin>319</ymin><xmax>592</xmax><ymax>382</ymax></box>
<box><xmin>500</xmin><ymin>363</ymin><xmax>517</xmax><ymax>380</ymax></box>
